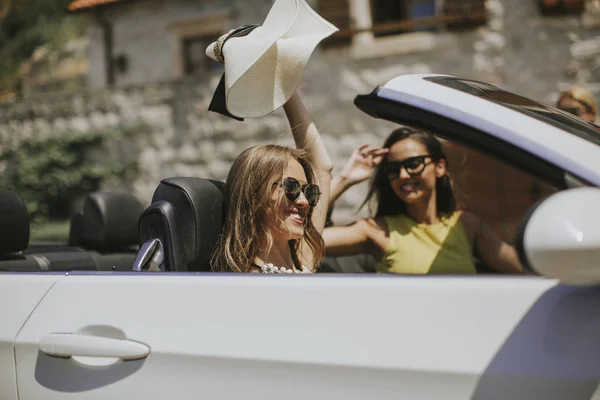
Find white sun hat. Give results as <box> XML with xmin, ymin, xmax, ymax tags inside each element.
<box><xmin>206</xmin><ymin>0</ymin><xmax>338</xmax><ymax>120</ymax></box>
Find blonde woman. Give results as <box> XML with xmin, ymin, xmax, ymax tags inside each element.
<box><xmin>556</xmin><ymin>85</ymin><xmax>597</xmax><ymax>123</ymax></box>
<box><xmin>212</xmin><ymin>92</ymin><xmax>332</xmax><ymax>274</ymax></box>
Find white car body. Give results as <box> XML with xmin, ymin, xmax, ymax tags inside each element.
<box><xmin>3</xmin><ymin>74</ymin><xmax>600</xmax><ymax>400</ymax></box>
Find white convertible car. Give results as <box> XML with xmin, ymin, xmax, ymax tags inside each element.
<box><xmin>2</xmin><ymin>74</ymin><xmax>600</xmax><ymax>400</ymax></box>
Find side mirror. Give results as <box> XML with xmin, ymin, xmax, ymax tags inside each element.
<box><xmin>517</xmin><ymin>187</ymin><xmax>600</xmax><ymax>285</ymax></box>
<box><xmin>133</xmin><ymin>238</ymin><xmax>165</xmax><ymax>272</ymax></box>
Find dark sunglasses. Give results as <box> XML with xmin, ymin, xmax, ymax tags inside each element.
<box><xmin>386</xmin><ymin>155</ymin><xmax>434</xmax><ymax>179</ymax></box>
<box><xmin>273</xmin><ymin>177</ymin><xmax>321</xmax><ymax>208</ymax></box>
<box><xmin>560</xmin><ymin>106</ymin><xmax>581</xmax><ymax>117</ymax></box>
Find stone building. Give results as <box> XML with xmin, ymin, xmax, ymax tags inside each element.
<box><xmin>66</xmin><ymin>0</ymin><xmax>600</xmax><ymax>101</ymax></box>
<box><xmin>1</xmin><ymin>0</ymin><xmax>599</xmax><ymax>240</ymax></box>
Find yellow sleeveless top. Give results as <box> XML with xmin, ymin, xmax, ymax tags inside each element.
<box><xmin>375</xmin><ymin>211</ymin><xmax>476</xmax><ymax>275</ymax></box>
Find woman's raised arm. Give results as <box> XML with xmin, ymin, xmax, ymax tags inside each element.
<box><xmin>283</xmin><ymin>91</ymin><xmax>333</xmax><ymax>233</ymax></box>
<box><xmin>328</xmin><ymin>144</ymin><xmax>389</xmax><ymax>213</ymax></box>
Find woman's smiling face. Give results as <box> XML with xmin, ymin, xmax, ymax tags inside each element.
<box><xmin>267</xmin><ymin>158</ymin><xmax>309</xmax><ymax>242</ymax></box>
<box><xmin>386</xmin><ymin>138</ymin><xmax>445</xmax><ymax>205</ymax></box>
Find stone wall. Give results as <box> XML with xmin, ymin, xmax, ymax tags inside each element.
<box><xmin>0</xmin><ymin>64</ymin><xmax>397</xmax><ymax>224</ymax></box>
<box><xmin>2</xmin><ymin>0</ymin><xmax>600</xmax><ymax>226</ymax></box>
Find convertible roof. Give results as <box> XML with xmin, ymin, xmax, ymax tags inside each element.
<box><xmin>373</xmin><ymin>74</ymin><xmax>600</xmax><ymax>186</ymax></box>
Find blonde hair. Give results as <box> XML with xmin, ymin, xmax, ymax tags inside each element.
<box><xmin>212</xmin><ymin>144</ymin><xmax>324</xmax><ymax>273</ymax></box>
<box><xmin>558</xmin><ymin>85</ymin><xmax>597</xmax><ymax>115</ymax></box>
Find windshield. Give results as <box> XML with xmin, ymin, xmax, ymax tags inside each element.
<box><xmin>425</xmin><ymin>76</ymin><xmax>600</xmax><ymax>147</ymax></box>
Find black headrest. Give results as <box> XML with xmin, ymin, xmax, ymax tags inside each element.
<box><xmin>68</xmin><ymin>211</ymin><xmax>84</xmax><ymax>247</ymax></box>
<box><xmin>81</xmin><ymin>191</ymin><xmax>144</xmax><ymax>252</ymax></box>
<box><xmin>140</xmin><ymin>177</ymin><xmax>225</xmax><ymax>272</ymax></box>
<box><xmin>0</xmin><ymin>188</ymin><xmax>30</xmax><ymax>254</ymax></box>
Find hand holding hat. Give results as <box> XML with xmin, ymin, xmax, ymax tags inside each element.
<box><xmin>206</xmin><ymin>0</ymin><xmax>338</xmax><ymax>120</ymax></box>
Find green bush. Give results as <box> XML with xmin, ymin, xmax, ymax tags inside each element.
<box><xmin>30</xmin><ymin>220</ymin><xmax>70</xmax><ymax>243</ymax></box>
<box><xmin>0</xmin><ymin>125</ymin><xmax>141</xmax><ymax>224</ymax></box>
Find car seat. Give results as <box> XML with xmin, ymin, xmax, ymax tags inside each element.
<box><xmin>77</xmin><ymin>191</ymin><xmax>145</xmax><ymax>270</ymax></box>
<box><xmin>24</xmin><ymin>191</ymin><xmax>144</xmax><ymax>271</ymax></box>
<box><xmin>319</xmin><ymin>254</ymin><xmax>377</xmax><ymax>273</ymax></box>
<box><xmin>0</xmin><ymin>188</ymin><xmax>40</xmax><ymax>270</ymax></box>
<box><xmin>78</xmin><ymin>191</ymin><xmax>144</xmax><ymax>253</ymax></box>
<box><xmin>135</xmin><ymin>177</ymin><xmax>225</xmax><ymax>272</ymax></box>
<box><xmin>0</xmin><ymin>188</ymin><xmax>100</xmax><ymax>271</ymax></box>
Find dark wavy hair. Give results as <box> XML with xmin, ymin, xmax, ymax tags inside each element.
<box><xmin>361</xmin><ymin>127</ymin><xmax>457</xmax><ymax>218</ymax></box>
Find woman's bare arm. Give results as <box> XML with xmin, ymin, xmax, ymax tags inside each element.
<box><xmin>323</xmin><ymin>222</ymin><xmax>369</xmax><ymax>257</ymax></box>
<box><xmin>328</xmin><ymin>145</ymin><xmax>389</xmax><ymax>213</ymax></box>
<box><xmin>323</xmin><ymin>218</ymin><xmax>387</xmax><ymax>259</ymax></box>
<box><xmin>283</xmin><ymin>91</ymin><xmax>333</xmax><ymax>233</ymax></box>
<box><xmin>462</xmin><ymin>212</ymin><xmax>523</xmax><ymax>274</ymax></box>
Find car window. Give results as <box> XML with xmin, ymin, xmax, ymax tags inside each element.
<box><xmin>444</xmin><ymin>139</ymin><xmax>558</xmax><ymax>244</ymax></box>
<box><xmin>425</xmin><ymin>76</ymin><xmax>600</xmax><ymax>147</ymax></box>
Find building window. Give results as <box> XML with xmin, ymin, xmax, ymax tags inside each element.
<box><xmin>167</xmin><ymin>10</ymin><xmax>230</xmax><ymax>79</ymax></box>
<box><xmin>182</xmin><ymin>35</ymin><xmax>222</xmax><ymax>76</ymax></box>
<box><xmin>372</xmin><ymin>0</ymin><xmax>405</xmax><ymax>26</ymax></box>
<box><xmin>538</xmin><ymin>0</ymin><xmax>585</xmax><ymax>15</ymax></box>
<box><xmin>371</xmin><ymin>0</ymin><xmax>437</xmax><ymax>36</ymax></box>
<box><xmin>319</xmin><ymin>0</ymin><xmax>487</xmax><ymax>56</ymax></box>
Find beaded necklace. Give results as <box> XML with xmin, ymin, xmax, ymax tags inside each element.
<box><xmin>259</xmin><ymin>263</ymin><xmax>312</xmax><ymax>274</ymax></box>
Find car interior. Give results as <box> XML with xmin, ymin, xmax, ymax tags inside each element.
<box><xmin>0</xmin><ymin>130</ymin><xmax>564</xmax><ymax>275</ymax></box>
<box><xmin>136</xmin><ymin>177</ymin><xmax>225</xmax><ymax>272</ymax></box>
<box><xmin>133</xmin><ymin>137</ymin><xmax>561</xmax><ymax>274</ymax></box>
<box><xmin>0</xmin><ymin>188</ymin><xmax>143</xmax><ymax>272</ymax></box>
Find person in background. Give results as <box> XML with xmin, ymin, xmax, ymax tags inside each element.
<box><xmin>556</xmin><ymin>85</ymin><xmax>597</xmax><ymax>124</ymax></box>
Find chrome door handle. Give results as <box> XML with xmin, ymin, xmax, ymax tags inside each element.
<box><xmin>40</xmin><ymin>333</ymin><xmax>150</xmax><ymax>360</ymax></box>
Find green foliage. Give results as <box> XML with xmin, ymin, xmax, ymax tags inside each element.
<box><xmin>0</xmin><ymin>125</ymin><xmax>141</xmax><ymax>223</ymax></box>
<box><xmin>0</xmin><ymin>0</ymin><xmax>83</xmax><ymax>89</ymax></box>
<box><xmin>30</xmin><ymin>220</ymin><xmax>70</xmax><ymax>243</ymax></box>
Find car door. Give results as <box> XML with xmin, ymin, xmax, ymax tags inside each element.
<box><xmin>0</xmin><ymin>273</ymin><xmax>63</xmax><ymax>400</ymax></box>
<box><xmin>15</xmin><ymin>271</ymin><xmax>565</xmax><ymax>399</ymax></box>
